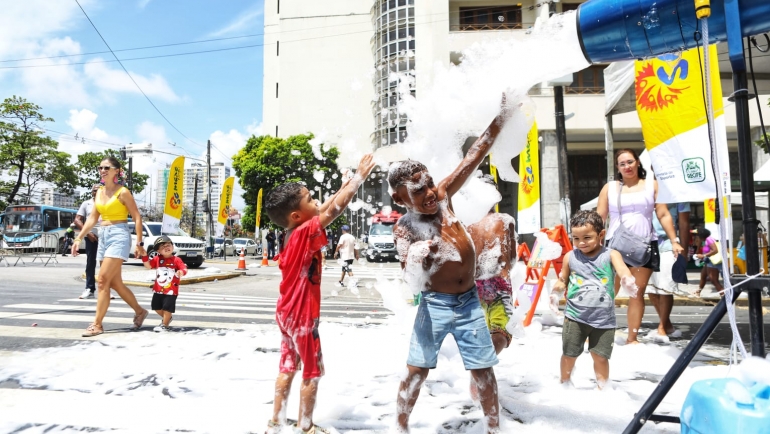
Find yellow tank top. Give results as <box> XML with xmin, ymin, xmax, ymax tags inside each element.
<box><xmin>95</xmin><ymin>187</ymin><xmax>129</xmax><ymax>221</ymax></box>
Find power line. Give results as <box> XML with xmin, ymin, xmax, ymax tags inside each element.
<box><xmin>0</xmin><ymin>4</ymin><xmax>524</xmax><ymax>65</ymax></box>
<box><xmin>75</xmin><ymin>0</ymin><xmax>204</xmax><ymax>153</ymax></box>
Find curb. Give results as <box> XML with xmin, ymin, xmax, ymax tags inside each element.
<box><xmin>82</xmin><ymin>271</ymin><xmax>244</xmax><ymax>288</ymax></box>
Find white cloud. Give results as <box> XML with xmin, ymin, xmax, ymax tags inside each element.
<box><xmin>207</xmin><ymin>6</ymin><xmax>263</xmax><ymax>37</ymax></box>
<box><xmin>59</xmin><ymin>108</ymin><xmax>124</xmax><ymax>158</ymax></box>
<box><xmin>137</xmin><ymin>0</ymin><xmax>153</xmax><ymax>9</ymax></box>
<box><xmin>84</xmin><ymin>61</ymin><xmax>180</xmax><ymax>103</ymax></box>
<box><xmin>246</xmin><ymin>120</ymin><xmax>263</xmax><ymax>137</ymax></box>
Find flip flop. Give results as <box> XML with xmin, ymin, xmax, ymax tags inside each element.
<box><xmin>82</xmin><ymin>323</ymin><xmax>103</xmax><ymax>337</ymax></box>
<box><xmin>132</xmin><ymin>309</ymin><xmax>149</xmax><ymax>330</ymax></box>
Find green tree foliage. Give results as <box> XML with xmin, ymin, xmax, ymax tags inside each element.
<box><xmin>73</xmin><ymin>149</ymin><xmax>149</xmax><ymax>204</ymax></box>
<box><xmin>0</xmin><ymin>96</ymin><xmax>77</xmax><ymax>207</ymax></box>
<box><xmin>232</xmin><ymin>133</ymin><xmax>346</xmax><ymax>231</ymax></box>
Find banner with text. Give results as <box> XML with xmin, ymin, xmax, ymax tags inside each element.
<box><xmin>635</xmin><ymin>45</ymin><xmax>730</xmax><ymax>203</ymax></box>
<box><xmin>517</xmin><ymin>122</ymin><xmax>541</xmax><ymax>234</ymax></box>
<box><xmin>161</xmin><ymin>156</ymin><xmax>185</xmax><ymax>233</ymax></box>
<box><xmin>215</xmin><ymin>176</ymin><xmax>235</xmax><ymax>237</ymax></box>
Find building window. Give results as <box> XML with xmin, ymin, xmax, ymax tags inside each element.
<box><xmin>562</xmin><ymin>3</ymin><xmax>580</xmax><ymax>13</ymax></box>
<box><xmin>276</xmin><ymin>82</ymin><xmax>279</xmax><ymax>98</ymax></box>
<box><xmin>277</xmin><ymin>0</ymin><xmax>280</xmax><ymax>14</ymax></box>
<box><xmin>566</xmin><ymin>65</ymin><xmax>607</xmax><ymax>94</ymax></box>
<box><xmin>275</xmin><ymin>125</ymin><xmax>278</xmax><ymax>137</ymax></box>
<box><xmin>456</xmin><ymin>6</ymin><xmax>523</xmax><ymax>31</ymax></box>
<box><xmin>276</xmin><ymin>41</ymin><xmax>279</xmax><ymax>56</ymax></box>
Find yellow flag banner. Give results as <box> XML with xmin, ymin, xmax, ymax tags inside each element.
<box><xmin>517</xmin><ymin>122</ymin><xmax>540</xmax><ymax>234</ymax></box>
<box><xmin>161</xmin><ymin>156</ymin><xmax>185</xmax><ymax>233</ymax></box>
<box><xmin>216</xmin><ymin>177</ymin><xmax>235</xmax><ymax>237</ymax></box>
<box><xmin>704</xmin><ymin>198</ymin><xmax>716</xmax><ymax>224</ymax></box>
<box><xmin>255</xmin><ymin>188</ymin><xmax>263</xmax><ymax>231</ymax></box>
<box><xmin>635</xmin><ymin>44</ymin><xmax>730</xmax><ymax>203</ymax></box>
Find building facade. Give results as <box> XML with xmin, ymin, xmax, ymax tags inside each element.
<box><xmin>40</xmin><ymin>188</ymin><xmax>79</xmax><ymax>209</ymax></box>
<box><xmin>263</xmin><ymin>0</ymin><xmax>770</xmax><ymax>235</ymax></box>
<box><xmin>156</xmin><ymin>162</ymin><xmax>231</xmax><ymax>224</ymax></box>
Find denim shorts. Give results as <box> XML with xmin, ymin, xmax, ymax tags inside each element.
<box><xmin>406</xmin><ymin>287</ymin><xmax>498</xmax><ymax>370</ymax></box>
<box><xmin>97</xmin><ymin>224</ymin><xmax>131</xmax><ymax>261</ymax></box>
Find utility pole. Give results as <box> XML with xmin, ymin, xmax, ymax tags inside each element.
<box><xmin>191</xmin><ymin>175</ymin><xmax>199</xmax><ymax>238</ymax></box>
<box><xmin>549</xmin><ymin>74</ymin><xmax>574</xmax><ymax>230</ymax></box>
<box><xmin>206</xmin><ymin>140</ymin><xmax>213</xmax><ymax>258</ymax></box>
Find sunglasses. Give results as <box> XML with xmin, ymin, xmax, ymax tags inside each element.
<box><xmin>96</xmin><ymin>166</ymin><xmax>116</xmax><ymax>171</ymax></box>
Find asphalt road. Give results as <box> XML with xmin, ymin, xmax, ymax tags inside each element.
<box><xmin>1</xmin><ymin>255</ymin><xmax>768</xmax><ymax>360</ymax></box>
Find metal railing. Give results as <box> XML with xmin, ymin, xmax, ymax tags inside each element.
<box><xmin>1</xmin><ymin>232</ymin><xmax>60</xmax><ymax>267</ymax></box>
<box><xmin>449</xmin><ymin>22</ymin><xmax>531</xmax><ymax>31</ymax></box>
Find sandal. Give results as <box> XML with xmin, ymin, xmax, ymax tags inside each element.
<box><xmin>265</xmin><ymin>419</ymin><xmax>283</xmax><ymax>434</ymax></box>
<box><xmin>132</xmin><ymin>309</ymin><xmax>149</xmax><ymax>330</ymax></box>
<box><xmin>82</xmin><ymin>323</ymin><xmax>103</xmax><ymax>337</ymax></box>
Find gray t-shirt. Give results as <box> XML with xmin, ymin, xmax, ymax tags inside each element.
<box><xmin>76</xmin><ymin>199</ymin><xmax>99</xmax><ymax>236</ymax></box>
<box><xmin>564</xmin><ymin>247</ymin><xmax>616</xmax><ymax>329</ymax></box>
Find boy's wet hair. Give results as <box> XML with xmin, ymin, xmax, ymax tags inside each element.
<box><xmin>388</xmin><ymin>160</ymin><xmax>428</xmax><ymax>190</ymax></box>
<box><xmin>570</xmin><ymin>210</ymin><xmax>604</xmax><ymax>233</ymax></box>
<box><xmin>265</xmin><ymin>182</ymin><xmax>305</xmax><ymax>228</ymax></box>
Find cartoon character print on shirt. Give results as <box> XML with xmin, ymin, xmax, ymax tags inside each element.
<box><xmin>156</xmin><ymin>266</ymin><xmax>176</xmax><ymax>293</ymax></box>
<box><xmin>564</xmin><ymin>262</ymin><xmax>615</xmax><ymax>321</ymax></box>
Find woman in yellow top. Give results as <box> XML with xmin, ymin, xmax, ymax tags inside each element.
<box><xmin>71</xmin><ymin>156</ymin><xmax>149</xmax><ymax>337</ymax></box>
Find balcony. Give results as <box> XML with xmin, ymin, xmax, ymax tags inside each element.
<box><xmin>450</xmin><ymin>22</ymin><xmax>525</xmax><ymax>31</ymax></box>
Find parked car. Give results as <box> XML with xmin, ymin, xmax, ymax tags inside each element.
<box><xmin>213</xmin><ymin>237</ymin><xmax>235</xmax><ymax>257</ymax></box>
<box><xmin>128</xmin><ymin>222</ymin><xmax>206</xmax><ymax>268</ymax></box>
<box><xmin>232</xmin><ymin>238</ymin><xmax>262</xmax><ymax>257</ymax></box>
<box><xmin>366</xmin><ymin>222</ymin><xmax>398</xmax><ymax>262</ymax></box>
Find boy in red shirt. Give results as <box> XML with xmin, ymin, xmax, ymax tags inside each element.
<box><xmin>141</xmin><ymin>235</ymin><xmax>187</xmax><ymax>332</ymax></box>
<box><xmin>264</xmin><ymin>154</ymin><xmax>375</xmax><ymax>434</ymax></box>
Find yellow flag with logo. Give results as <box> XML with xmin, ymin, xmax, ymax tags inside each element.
<box><xmin>517</xmin><ymin>122</ymin><xmax>540</xmax><ymax>234</ymax></box>
<box><xmin>215</xmin><ymin>177</ymin><xmax>235</xmax><ymax>237</ymax></box>
<box><xmin>255</xmin><ymin>188</ymin><xmax>263</xmax><ymax>231</ymax></box>
<box><xmin>161</xmin><ymin>156</ymin><xmax>184</xmax><ymax>233</ymax></box>
<box><xmin>635</xmin><ymin>44</ymin><xmax>730</xmax><ymax>203</ymax></box>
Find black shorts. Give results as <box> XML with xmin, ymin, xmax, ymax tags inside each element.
<box><xmin>151</xmin><ymin>293</ymin><xmax>177</xmax><ymax>313</ymax></box>
<box><xmin>342</xmin><ymin>259</ymin><xmax>354</xmax><ymax>273</ymax></box>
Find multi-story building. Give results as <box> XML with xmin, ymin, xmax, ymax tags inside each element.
<box><xmin>263</xmin><ymin>0</ymin><xmax>770</xmax><ymax>234</ymax></box>
<box><xmin>156</xmin><ymin>162</ymin><xmax>231</xmax><ymax>224</ymax></box>
<box><xmin>40</xmin><ymin>187</ymin><xmax>79</xmax><ymax>209</ymax></box>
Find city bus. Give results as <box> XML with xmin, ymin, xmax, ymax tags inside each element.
<box><xmin>2</xmin><ymin>204</ymin><xmax>82</xmax><ymax>253</ymax></box>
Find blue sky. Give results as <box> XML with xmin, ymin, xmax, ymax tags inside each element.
<box><xmin>0</xmin><ymin>0</ymin><xmax>266</xmax><ymax>210</ymax></box>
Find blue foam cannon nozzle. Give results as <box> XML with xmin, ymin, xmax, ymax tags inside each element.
<box><xmin>576</xmin><ymin>0</ymin><xmax>770</xmax><ymax>65</ymax></box>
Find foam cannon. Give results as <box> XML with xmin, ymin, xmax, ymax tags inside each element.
<box><xmin>572</xmin><ymin>0</ymin><xmax>770</xmax><ymax>432</ymax></box>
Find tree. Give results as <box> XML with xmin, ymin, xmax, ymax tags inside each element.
<box><xmin>73</xmin><ymin>149</ymin><xmax>149</xmax><ymax>203</ymax></box>
<box><xmin>0</xmin><ymin>96</ymin><xmax>77</xmax><ymax>206</ymax></box>
<box><xmin>232</xmin><ymin>133</ymin><xmax>346</xmax><ymax>231</ymax></box>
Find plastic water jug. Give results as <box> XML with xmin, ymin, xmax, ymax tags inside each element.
<box><xmin>681</xmin><ymin>378</ymin><xmax>770</xmax><ymax>434</ymax></box>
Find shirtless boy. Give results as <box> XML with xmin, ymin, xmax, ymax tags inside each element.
<box><xmin>389</xmin><ymin>97</ymin><xmax>517</xmax><ymax>433</ymax></box>
<box><xmin>467</xmin><ymin>175</ymin><xmax>518</xmax><ymax>355</ymax></box>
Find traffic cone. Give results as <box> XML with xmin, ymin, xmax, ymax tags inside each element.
<box><xmin>261</xmin><ymin>249</ymin><xmax>269</xmax><ymax>267</ymax></box>
<box><xmin>236</xmin><ymin>248</ymin><xmax>247</xmax><ymax>271</ymax></box>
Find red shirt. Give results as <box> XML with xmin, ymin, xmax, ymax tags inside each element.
<box><xmin>276</xmin><ymin>216</ymin><xmax>327</xmax><ymax>330</ymax></box>
<box><xmin>149</xmin><ymin>255</ymin><xmax>187</xmax><ymax>295</ymax></box>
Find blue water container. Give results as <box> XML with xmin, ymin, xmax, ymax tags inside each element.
<box><xmin>681</xmin><ymin>378</ymin><xmax>770</xmax><ymax>434</ymax></box>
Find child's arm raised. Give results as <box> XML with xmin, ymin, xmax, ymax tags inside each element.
<box><xmin>319</xmin><ymin>177</ymin><xmax>351</xmax><ymax>215</ymax></box>
<box><xmin>610</xmin><ymin>250</ymin><xmax>639</xmax><ymax>298</ymax></box>
<box><xmin>319</xmin><ymin>154</ymin><xmax>375</xmax><ymax>228</ymax></box>
<box><xmin>440</xmin><ymin>94</ymin><xmax>516</xmax><ymax>199</ymax></box>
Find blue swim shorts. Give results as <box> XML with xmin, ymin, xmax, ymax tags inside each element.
<box><xmin>406</xmin><ymin>287</ymin><xmax>498</xmax><ymax>370</ymax></box>
<box><xmin>97</xmin><ymin>223</ymin><xmax>131</xmax><ymax>261</ymax></box>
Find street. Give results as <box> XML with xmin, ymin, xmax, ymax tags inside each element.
<box><xmin>0</xmin><ymin>256</ymin><xmax>769</xmax><ymax>433</ymax></box>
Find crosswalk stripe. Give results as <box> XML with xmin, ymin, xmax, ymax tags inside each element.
<box><xmin>0</xmin><ymin>312</ymin><xmax>272</xmax><ymax>330</ymax></box>
<box><xmin>62</xmin><ymin>294</ymin><xmax>388</xmax><ymax>308</ymax></box>
<box><xmin>0</xmin><ymin>305</ymin><xmax>390</xmax><ymax>324</ymax></box>
<box><xmin>56</xmin><ymin>299</ymin><xmax>391</xmax><ymax>315</ymax></box>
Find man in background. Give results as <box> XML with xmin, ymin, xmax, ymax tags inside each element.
<box><xmin>334</xmin><ymin>225</ymin><xmax>359</xmax><ymax>288</ymax></box>
<box><xmin>76</xmin><ymin>184</ymin><xmax>101</xmax><ymax>299</ymax></box>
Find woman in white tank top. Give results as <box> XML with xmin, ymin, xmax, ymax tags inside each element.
<box><xmin>596</xmin><ymin>149</ymin><xmax>684</xmax><ymax>344</ymax></box>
